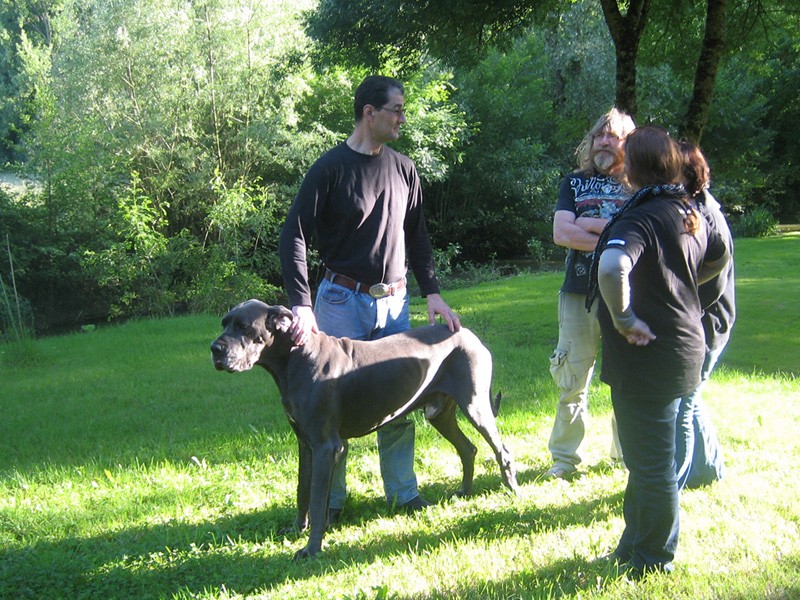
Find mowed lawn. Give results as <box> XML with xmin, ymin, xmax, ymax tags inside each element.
<box><xmin>0</xmin><ymin>234</ymin><xmax>798</xmax><ymax>599</ymax></box>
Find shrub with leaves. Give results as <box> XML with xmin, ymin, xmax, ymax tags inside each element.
<box><xmin>732</xmin><ymin>206</ymin><xmax>779</xmax><ymax>238</ymax></box>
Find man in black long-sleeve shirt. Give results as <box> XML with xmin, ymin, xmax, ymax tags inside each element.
<box><xmin>279</xmin><ymin>75</ymin><xmax>460</xmax><ymax>520</ymax></box>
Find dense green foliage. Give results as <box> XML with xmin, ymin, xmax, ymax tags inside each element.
<box><xmin>0</xmin><ymin>0</ymin><xmax>798</xmax><ymax>333</ymax></box>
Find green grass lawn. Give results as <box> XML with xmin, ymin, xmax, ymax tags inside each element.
<box><xmin>1</xmin><ymin>234</ymin><xmax>799</xmax><ymax>599</ymax></box>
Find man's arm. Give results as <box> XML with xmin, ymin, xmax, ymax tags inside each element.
<box><xmin>279</xmin><ymin>157</ymin><xmax>329</xmax><ymax>345</ymax></box>
<box><xmin>575</xmin><ymin>215</ymin><xmax>610</xmax><ymax>235</ymax></box>
<box><xmin>279</xmin><ymin>198</ymin><xmax>316</xmax><ymax>308</ymax></box>
<box><xmin>553</xmin><ymin>210</ymin><xmax>605</xmax><ymax>252</ymax></box>
<box><xmin>279</xmin><ymin>210</ymin><xmax>319</xmax><ymax>346</ymax></box>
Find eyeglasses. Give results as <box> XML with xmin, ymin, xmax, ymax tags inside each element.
<box><xmin>376</xmin><ymin>105</ymin><xmax>405</xmax><ymax>118</ymax></box>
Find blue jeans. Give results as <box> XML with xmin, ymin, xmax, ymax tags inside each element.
<box><xmin>612</xmin><ymin>389</ymin><xmax>680</xmax><ymax>571</ymax></box>
<box><xmin>675</xmin><ymin>346</ymin><xmax>726</xmax><ymax>490</ymax></box>
<box><xmin>314</xmin><ymin>276</ymin><xmax>418</xmax><ymax>509</ymax></box>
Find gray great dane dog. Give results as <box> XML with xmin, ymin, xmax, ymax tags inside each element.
<box><xmin>210</xmin><ymin>299</ymin><xmax>519</xmax><ymax>559</ymax></box>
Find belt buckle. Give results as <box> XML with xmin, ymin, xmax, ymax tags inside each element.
<box><xmin>368</xmin><ymin>283</ymin><xmax>390</xmax><ymax>299</ymax></box>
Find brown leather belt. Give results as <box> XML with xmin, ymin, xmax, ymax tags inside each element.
<box><xmin>324</xmin><ymin>268</ymin><xmax>406</xmax><ymax>299</ymax></box>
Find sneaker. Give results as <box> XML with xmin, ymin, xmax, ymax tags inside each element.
<box><xmin>398</xmin><ymin>495</ymin><xmax>432</xmax><ymax>513</ymax></box>
<box><xmin>543</xmin><ymin>464</ymin><xmax>576</xmax><ymax>479</ymax></box>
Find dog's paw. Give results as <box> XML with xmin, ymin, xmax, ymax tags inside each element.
<box><xmin>292</xmin><ymin>544</ymin><xmax>321</xmax><ymax>561</ymax></box>
<box><xmin>278</xmin><ymin>520</ymin><xmax>308</xmax><ymax>537</ymax></box>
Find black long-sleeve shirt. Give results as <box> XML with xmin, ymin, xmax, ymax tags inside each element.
<box><xmin>279</xmin><ymin>142</ymin><xmax>440</xmax><ymax>307</ymax></box>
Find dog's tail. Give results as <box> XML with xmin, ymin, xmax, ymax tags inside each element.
<box><xmin>492</xmin><ymin>391</ymin><xmax>502</xmax><ymax>417</ymax></box>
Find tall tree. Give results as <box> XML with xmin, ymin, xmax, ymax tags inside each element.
<box><xmin>598</xmin><ymin>0</ymin><xmax>651</xmax><ymax>118</ymax></box>
<box><xmin>681</xmin><ymin>0</ymin><xmax>728</xmax><ymax>142</ymax></box>
<box><xmin>304</xmin><ymin>0</ymin><xmax>766</xmax><ymax>137</ymax></box>
<box><xmin>304</xmin><ymin>0</ymin><xmax>564</xmax><ymax>71</ymax></box>
<box><xmin>0</xmin><ymin>0</ymin><xmax>61</xmax><ymax>162</ymax></box>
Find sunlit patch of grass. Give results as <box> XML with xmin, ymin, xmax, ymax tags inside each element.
<box><xmin>1</xmin><ymin>236</ymin><xmax>799</xmax><ymax>599</ymax></box>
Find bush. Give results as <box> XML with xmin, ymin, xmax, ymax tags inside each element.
<box><xmin>526</xmin><ymin>237</ymin><xmax>554</xmax><ymax>268</ymax></box>
<box><xmin>732</xmin><ymin>206</ymin><xmax>778</xmax><ymax>238</ymax></box>
<box><xmin>1</xmin><ymin>274</ymin><xmax>34</xmax><ymax>342</ymax></box>
<box><xmin>187</xmin><ymin>248</ymin><xmax>283</xmax><ymax>315</ymax></box>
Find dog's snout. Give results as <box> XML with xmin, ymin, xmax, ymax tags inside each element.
<box><xmin>210</xmin><ymin>339</ymin><xmax>227</xmax><ymax>370</ymax></box>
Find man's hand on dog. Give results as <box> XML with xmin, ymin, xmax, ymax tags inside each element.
<box><xmin>426</xmin><ymin>293</ymin><xmax>462</xmax><ymax>332</ymax></box>
<box><xmin>290</xmin><ymin>296</ymin><xmax>461</xmax><ymax>346</ymax></box>
<box><xmin>290</xmin><ymin>305</ymin><xmax>319</xmax><ymax>346</ymax></box>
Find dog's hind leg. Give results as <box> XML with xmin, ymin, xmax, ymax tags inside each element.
<box><xmin>427</xmin><ymin>395</ymin><xmax>478</xmax><ymax>496</ymax></box>
<box><xmin>461</xmin><ymin>398</ymin><xmax>520</xmax><ymax>494</ymax></box>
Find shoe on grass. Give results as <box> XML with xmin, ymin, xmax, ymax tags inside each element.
<box><xmin>543</xmin><ymin>464</ymin><xmax>577</xmax><ymax>479</ymax></box>
<box><xmin>398</xmin><ymin>495</ymin><xmax>432</xmax><ymax>514</ymax></box>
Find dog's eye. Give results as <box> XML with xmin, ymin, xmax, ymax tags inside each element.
<box><xmin>240</xmin><ymin>323</ymin><xmax>266</xmax><ymax>342</ymax></box>
<box><xmin>230</xmin><ymin>320</ymin><xmax>248</xmax><ymax>334</ymax></box>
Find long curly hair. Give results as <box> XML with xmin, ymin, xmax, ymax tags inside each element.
<box><xmin>679</xmin><ymin>140</ymin><xmax>711</xmax><ymax>198</ymax></box>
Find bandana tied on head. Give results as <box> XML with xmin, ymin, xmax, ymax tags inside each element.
<box><xmin>585</xmin><ymin>184</ymin><xmax>686</xmax><ymax>311</ymax></box>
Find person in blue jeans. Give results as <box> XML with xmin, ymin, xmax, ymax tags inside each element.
<box><xmin>279</xmin><ymin>75</ymin><xmax>461</xmax><ymax>523</ymax></box>
<box><xmin>675</xmin><ymin>142</ymin><xmax>734</xmax><ymax>490</ymax></box>
<box><xmin>588</xmin><ymin>127</ymin><xmax>730</xmax><ymax>576</ymax></box>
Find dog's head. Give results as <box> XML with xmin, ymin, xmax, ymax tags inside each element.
<box><xmin>210</xmin><ymin>299</ymin><xmax>294</xmax><ymax>372</ymax></box>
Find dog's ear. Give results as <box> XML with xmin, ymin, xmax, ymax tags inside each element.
<box><xmin>266</xmin><ymin>306</ymin><xmax>294</xmax><ymax>334</ymax></box>
<box><xmin>270</xmin><ymin>314</ymin><xmax>292</xmax><ymax>333</ymax></box>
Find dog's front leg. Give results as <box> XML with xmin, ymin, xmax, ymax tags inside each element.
<box><xmin>294</xmin><ymin>438</ymin><xmax>340</xmax><ymax>560</ymax></box>
<box><xmin>294</xmin><ymin>435</ymin><xmax>312</xmax><ymax>533</ymax></box>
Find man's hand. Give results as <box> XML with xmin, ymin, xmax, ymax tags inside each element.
<box><xmin>616</xmin><ymin>318</ymin><xmax>656</xmax><ymax>346</ymax></box>
<box><xmin>426</xmin><ymin>293</ymin><xmax>461</xmax><ymax>332</ymax></box>
<box><xmin>289</xmin><ymin>305</ymin><xmax>319</xmax><ymax>346</ymax></box>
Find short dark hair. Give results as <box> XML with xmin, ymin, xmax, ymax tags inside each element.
<box><xmin>354</xmin><ymin>76</ymin><xmax>404</xmax><ymax>122</ymax></box>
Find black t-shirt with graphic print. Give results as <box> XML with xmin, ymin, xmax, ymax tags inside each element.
<box><xmin>555</xmin><ymin>172</ymin><xmax>629</xmax><ymax>294</ymax></box>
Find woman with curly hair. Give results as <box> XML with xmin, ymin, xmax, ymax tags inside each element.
<box><xmin>674</xmin><ymin>141</ymin><xmax>734</xmax><ymax>490</ymax></box>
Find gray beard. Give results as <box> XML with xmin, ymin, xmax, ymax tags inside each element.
<box><xmin>593</xmin><ymin>151</ymin><xmax>617</xmax><ymax>173</ymax></box>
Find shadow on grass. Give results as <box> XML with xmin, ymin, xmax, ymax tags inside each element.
<box><xmin>0</xmin><ymin>476</ymin><xmax>624</xmax><ymax>598</ymax></box>
<box><xmin>385</xmin><ymin>552</ymin><xmax>800</xmax><ymax>599</ymax></box>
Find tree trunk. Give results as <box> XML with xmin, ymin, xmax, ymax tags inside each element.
<box><xmin>599</xmin><ymin>0</ymin><xmax>652</xmax><ymax>120</ymax></box>
<box><xmin>681</xmin><ymin>0</ymin><xmax>728</xmax><ymax>143</ymax></box>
